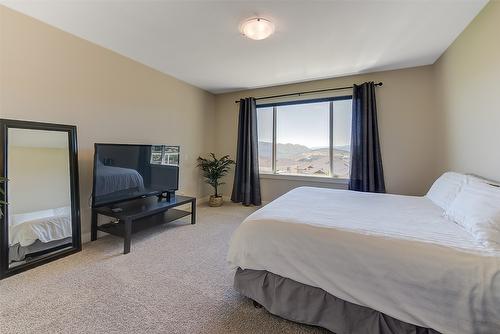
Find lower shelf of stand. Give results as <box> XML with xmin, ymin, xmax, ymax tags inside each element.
<box><xmin>97</xmin><ymin>209</ymin><xmax>191</xmax><ymax>237</ymax></box>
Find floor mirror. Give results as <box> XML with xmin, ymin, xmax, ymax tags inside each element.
<box><xmin>0</xmin><ymin>119</ymin><xmax>81</xmax><ymax>279</ymax></box>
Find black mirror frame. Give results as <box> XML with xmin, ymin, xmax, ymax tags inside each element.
<box><xmin>0</xmin><ymin>119</ymin><xmax>81</xmax><ymax>279</ymax></box>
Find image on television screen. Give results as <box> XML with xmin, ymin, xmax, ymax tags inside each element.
<box><xmin>92</xmin><ymin>144</ymin><xmax>179</xmax><ymax>207</ymax></box>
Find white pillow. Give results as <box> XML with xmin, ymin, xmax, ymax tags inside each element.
<box><xmin>426</xmin><ymin>172</ymin><xmax>467</xmax><ymax>211</ymax></box>
<box><xmin>445</xmin><ymin>182</ymin><xmax>500</xmax><ymax>248</ymax></box>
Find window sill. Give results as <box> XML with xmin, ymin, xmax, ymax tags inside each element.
<box><xmin>259</xmin><ymin>173</ymin><xmax>349</xmax><ymax>185</ymax></box>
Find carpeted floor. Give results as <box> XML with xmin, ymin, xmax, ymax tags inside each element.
<box><xmin>0</xmin><ymin>203</ymin><xmax>328</xmax><ymax>334</ymax></box>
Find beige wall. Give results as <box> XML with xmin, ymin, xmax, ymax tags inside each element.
<box><xmin>215</xmin><ymin>66</ymin><xmax>438</xmax><ymax>201</ymax></box>
<box><xmin>8</xmin><ymin>147</ymin><xmax>71</xmax><ymax>215</ymax></box>
<box><xmin>433</xmin><ymin>1</ymin><xmax>500</xmax><ymax>182</ymax></box>
<box><xmin>0</xmin><ymin>6</ymin><xmax>215</xmax><ymax>238</ymax></box>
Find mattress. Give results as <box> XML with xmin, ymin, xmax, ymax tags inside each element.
<box><xmin>227</xmin><ymin>187</ymin><xmax>500</xmax><ymax>334</ymax></box>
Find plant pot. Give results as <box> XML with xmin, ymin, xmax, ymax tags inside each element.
<box><xmin>209</xmin><ymin>195</ymin><xmax>223</xmax><ymax>207</ymax></box>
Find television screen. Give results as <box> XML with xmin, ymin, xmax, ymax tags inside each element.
<box><xmin>92</xmin><ymin>144</ymin><xmax>179</xmax><ymax>207</ymax></box>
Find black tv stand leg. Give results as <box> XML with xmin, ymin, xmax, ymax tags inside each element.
<box><xmin>91</xmin><ymin>210</ymin><xmax>98</xmax><ymax>241</ymax></box>
<box><xmin>124</xmin><ymin>218</ymin><xmax>132</xmax><ymax>254</ymax></box>
<box><xmin>191</xmin><ymin>198</ymin><xmax>196</xmax><ymax>224</ymax></box>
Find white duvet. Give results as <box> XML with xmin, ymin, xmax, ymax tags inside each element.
<box><xmin>9</xmin><ymin>207</ymin><xmax>72</xmax><ymax>247</ymax></box>
<box><xmin>227</xmin><ymin>187</ymin><xmax>500</xmax><ymax>334</ymax></box>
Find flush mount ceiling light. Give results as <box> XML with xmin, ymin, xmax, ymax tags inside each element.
<box><xmin>240</xmin><ymin>18</ymin><xmax>275</xmax><ymax>40</ymax></box>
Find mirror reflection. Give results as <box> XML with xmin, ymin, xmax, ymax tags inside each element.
<box><xmin>93</xmin><ymin>145</ymin><xmax>179</xmax><ymax>207</ymax></box>
<box><xmin>150</xmin><ymin>145</ymin><xmax>180</xmax><ymax>166</ymax></box>
<box><xmin>7</xmin><ymin>128</ymin><xmax>73</xmax><ymax>268</ymax></box>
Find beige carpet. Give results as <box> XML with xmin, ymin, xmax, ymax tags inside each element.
<box><xmin>0</xmin><ymin>203</ymin><xmax>328</xmax><ymax>334</ymax></box>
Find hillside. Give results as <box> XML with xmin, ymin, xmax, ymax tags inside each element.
<box><xmin>258</xmin><ymin>141</ymin><xmax>350</xmax><ymax>178</ymax></box>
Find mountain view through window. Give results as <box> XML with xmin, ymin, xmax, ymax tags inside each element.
<box><xmin>257</xmin><ymin>98</ymin><xmax>352</xmax><ymax>179</ymax></box>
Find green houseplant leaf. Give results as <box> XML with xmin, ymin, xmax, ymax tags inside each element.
<box><xmin>197</xmin><ymin>153</ymin><xmax>235</xmax><ymax>197</ymax></box>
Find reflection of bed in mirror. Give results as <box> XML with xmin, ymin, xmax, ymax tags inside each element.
<box><xmin>94</xmin><ymin>160</ymin><xmax>145</xmax><ymax>197</ymax></box>
<box><xmin>4</xmin><ymin>125</ymin><xmax>77</xmax><ymax>271</ymax></box>
<box><xmin>1</xmin><ymin>119</ymin><xmax>81</xmax><ymax>280</ymax></box>
<box><xmin>8</xmin><ymin>207</ymin><xmax>72</xmax><ymax>265</ymax></box>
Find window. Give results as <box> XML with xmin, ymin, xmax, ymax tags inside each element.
<box><xmin>150</xmin><ymin>145</ymin><xmax>180</xmax><ymax>166</ymax></box>
<box><xmin>256</xmin><ymin>107</ymin><xmax>273</xmax><ymax>173</ymax></box>
<box><xmin>257</xmin><ymin>97</ymin><xmax>352</xmax><ymax>179</ymax></box>
<box><xmin>151</xmin><ymin>145</ymin><xmax>164</xmax><ymax>164</ymax></box>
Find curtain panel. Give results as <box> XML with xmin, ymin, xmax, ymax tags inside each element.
<box><xmin>231</xmin><ymin>97</ymin><xmax>262</xmax><ymax>206</ymax></box>
<box><xmin>349</xmin><ymin>82</ymin><xmax>386</xmax><ymax>193</ymax></box>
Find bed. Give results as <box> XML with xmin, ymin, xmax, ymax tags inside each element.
<box><xmin>8</xmin><ymin>207</ymin><xmax>73</xmax><ymax>263</ymax></box>
<box><xmin>94</xmin><ymin>162</ymin><xmax>145</xmax><ymax>197</ymax></box>
<box><xmin>227</xmin><ymin>174</ymin><xmax>500</xmax><ymax>334</ymax></box>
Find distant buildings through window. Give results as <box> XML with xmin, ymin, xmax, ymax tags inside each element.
<box><xmin>257</xmin><ymin>97</ymin><xmax>352</xmax><ymax>179</ymax></box>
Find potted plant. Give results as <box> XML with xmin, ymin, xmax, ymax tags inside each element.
<box><xmin>0</xmin><ymin>177</ymin><xmax>7</xmax><ymax>217</ymax></box>
<box><xmin>197</xmin><ymin>153</ymin><xmax>235</xmax><ymax>207</ymax></box>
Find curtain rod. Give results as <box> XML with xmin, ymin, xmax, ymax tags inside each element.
<box><xmin>234</xmin><ymin>82</ymin><xmax>383</xmax><ymax>104</ymax></box>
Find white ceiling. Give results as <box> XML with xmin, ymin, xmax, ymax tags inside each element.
<box><xmin>2</xmin><ymin>0</ymin><xmax>488</xmax><ymax>93</ymax></box>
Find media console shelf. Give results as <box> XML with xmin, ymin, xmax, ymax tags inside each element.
<box><xmin>91</xmin><ymin>195</ymin><xmax>196</xmax><ymax>254</ymax></box>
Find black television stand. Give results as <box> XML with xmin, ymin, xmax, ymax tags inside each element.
<box><xmin>91</xmin><ymin>195</ymin><xmax>196</xmax><ymax>254</ymax></box>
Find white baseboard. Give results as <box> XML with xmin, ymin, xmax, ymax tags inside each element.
<box><xmin>82</xmin><ymin>231</ymin><xmax>91</xmax><ymax>244</ymax></box>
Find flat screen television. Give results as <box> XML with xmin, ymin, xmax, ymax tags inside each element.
<box><xmin>92</xmin><ymin>144</ymin><xmax>180</xmax><ymax>207</ymax></box>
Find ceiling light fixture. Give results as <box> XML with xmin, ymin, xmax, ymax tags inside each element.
<box><xmin>240</xmin><ymin>18</ymin><xmax>275</xmax><ymax>40</ymax></box>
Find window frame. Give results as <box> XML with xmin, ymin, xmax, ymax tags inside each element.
<box><xmin>257</xmin><ymin>95</ymin><xmax>353</xmax><ymax>181</ymax></box>
<box><xmin>150</xmin><ymin>145</ymin><xmax>180</xmax><ymax>166</ymax></box>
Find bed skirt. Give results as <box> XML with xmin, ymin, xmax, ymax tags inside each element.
<box><xmin>9</xmin><ymin>238</ymin><xmax>73</xmax><ymax>263</ymax></box>
<box><xmin>234</xmin><ymin>268</ymin><xmax>439</xmax><ymax>334</ymax></box>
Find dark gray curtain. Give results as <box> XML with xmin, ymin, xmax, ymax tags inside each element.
<box><xmin>349</xmin><ymin>82</ymin><xmax>386</xmax><ymax>193</ymax></box>
<box><xmin>231</xmin><ymin>98</ymin><xmax>262</xmax><ymax>206</ymax></box>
